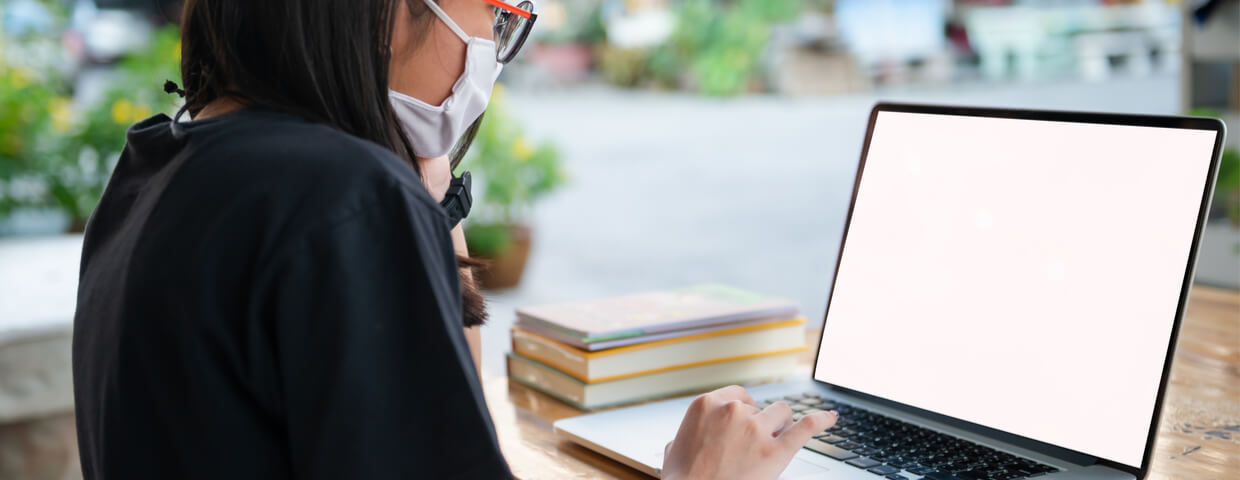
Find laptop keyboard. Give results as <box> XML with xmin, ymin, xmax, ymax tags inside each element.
<box><xmin>759</xmin><ymin>393</ymin><xmax>1061</xmax><ymax>480</ymax></box>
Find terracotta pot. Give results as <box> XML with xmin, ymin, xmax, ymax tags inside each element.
<box><xmin>474</xmin><ymin>224</ymin><xmax>532</xmax><ymax>290</ymax></box>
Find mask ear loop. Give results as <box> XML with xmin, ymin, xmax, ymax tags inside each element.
<box><xmin>165</xmin><ymin>80</ymin><xmax>190</xmax><ymax>139</ymax></box>
<box><xmin>169</xmin><ymin>104</ymin><xmax>190</xmax><ymax>139</ymax></box>
<box><xmin>421</xmin><ymin>0</ymin><xmax>471</xmax><ymax>44</ymax></box>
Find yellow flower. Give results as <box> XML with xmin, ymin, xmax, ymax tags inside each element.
<box><xmin>133</xmin><ymin>105</ymin><xmax>153</xmax><ymax>122</ymax></box>
<box><xmin>50</xmin><ymin>97</ymin><xmax>73</xmax><ymax>133</ymax></box>
<box><xmin>511</xmin><ymin>137</ymin><xmax>533</xmax><ymax>161</ymax></box>
<box><xmin>11</xmin><ymin>67</ymin><xmax>34</xmax><ymax>89</ymax></box>
<box><xmin>111</xmin><ymin>99</ymin><xmax>134</xmax><ymax>125</ymax></box>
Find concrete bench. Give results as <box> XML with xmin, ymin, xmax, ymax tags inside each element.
<box><xmin>0</xmin><ymin>235</ymin><xmax>83</xmax><ymax>479</ymax></box>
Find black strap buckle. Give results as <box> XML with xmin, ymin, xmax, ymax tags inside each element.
<box><xmin>440</xmin><ymin>170</ymin><xmax>473</xmax><ymax>228</ymax></box>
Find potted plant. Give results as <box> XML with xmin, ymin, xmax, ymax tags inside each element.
<box><xmin>0</xmin><ymin>24</ymin><xmax>181</xmax><ymax>234</ymax></box>
<box><xmin>462</xmin><ymin>84</ymin><xmax>566</xmax><ymax>290</ymax></box>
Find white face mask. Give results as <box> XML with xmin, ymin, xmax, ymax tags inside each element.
<box><xmin>389</xmin><ymin>0</ymin><xmax>503</xmax><ymax>158</ymax></box>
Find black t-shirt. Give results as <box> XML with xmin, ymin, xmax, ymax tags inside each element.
<box><xmin>72</xmin><ymin>109</ymin><xmax>511</xmax><ymax>479</ymax></box>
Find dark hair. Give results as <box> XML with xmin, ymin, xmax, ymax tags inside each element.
<box><xmin>179</xmin><ymin>0</ymin><xmax>488</xmax><ymax>326</ymax></box>
<box><xmin>182</xmin><ymin>0</ymin><xmax>419</xmax><ymax>162</ymax></box>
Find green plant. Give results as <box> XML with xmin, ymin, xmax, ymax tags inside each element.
<box><xmin>465</xmin><ymin>222</ymin><xmax>515</xmax><ymax>257</ymax></box>
<box><xmin>0</xmin><ymin>62</ymin><xmax>59</xmax><ymax>218</ymax></box>
<box><xmin>462</xmin><ymin>83</ymin><xmax>566</xmax><ymax>255</ymax></box>
<box><xmin>535</xmin><ymin>0</ymin><xmax>607</xmax><ymax>45</ymax></box>
<box><xmin>0</xmin><ymin>23</ymin><xmax>182</xmax><ymax>229</ymax></box>
<box><xmin>1190</xmin><ymin>108</ymin><xmax>1240</xmax><ymax>226</ymax></box>
<box><xmin>605</xmin><ymin>0</ymin><xmax>803</xmax><ymax>96</ymax></box>
<box><xmin>1217</xmin><ymin>147</ymin><xmax>1239</xmax><ymax>226</ymax></box>
<box><xmin>597</xmin><ymin>43</ymin><xmax>650</xmax><ymax>87</ymax></box>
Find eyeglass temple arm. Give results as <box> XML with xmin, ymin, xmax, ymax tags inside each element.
<box><xmin>481</xmin><ymin>0</ymin><xmax>533</xmax><ymax>19</ymax></box>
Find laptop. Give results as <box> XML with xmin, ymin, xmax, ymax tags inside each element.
<box><xmin>553</xmin><ymin>103</ymin><xmax>1227</xmax><ymax>480</ymax></box>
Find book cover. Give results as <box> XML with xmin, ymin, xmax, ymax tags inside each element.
<box><xmin>507</xmin><ymin>350</ymin><xmax>800</xmax><ymax>410</ymax></box>
<box><xmin>515</xmin><ymin>284</ymin><xmax>799</xmax><ymax>345</ymax></box>
<box><xmin>512</xmin><ymin>317</ymin><xmax>808</xmax><ymax>382</ymax></box>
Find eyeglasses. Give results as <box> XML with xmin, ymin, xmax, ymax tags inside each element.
<box><xmin>425</xmin><ymin>0</ymin><xmax>537</xmax><ymax>64</ymax></box>
<box><xmin>482</xmin><ymin>0</ymin><xmax>537</xmax><ymax>64</ymax></box>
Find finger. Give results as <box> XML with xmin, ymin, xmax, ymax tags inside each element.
<box><xmin>776</xmin><ymin>410</ymin><xmax>839</xmax><ymax>449</ymax></box>
<box><xmin>722</xmin><ymin>399</ymin><xmax>761</xmax><ymax>418</ymax></box>
<box><xmin>707</xmin><ymin>385</ymin><xmax>758</xmax><ymax>407</ymax></box>
<box><xmin>753</xmin><ymin>401</ymin><xmax>794</xmax><ymax>434</ymax></box>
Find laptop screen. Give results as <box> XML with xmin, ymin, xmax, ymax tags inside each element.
<box><xmin>813</xmin><ymin>109</ymin><xmax>1219</xmax><ymax>468</ymax></box>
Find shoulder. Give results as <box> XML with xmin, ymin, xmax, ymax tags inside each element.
<box><xmin>201</xmin><ymin>110</ymin><xmax>427</xmax><ymax>195</ymax></box>
<box><xmin>167</xmin><ymin>108</ymin><xmax>452</xmax><ymax>258</ymax></box>
<box><xmin>186</xmin><ymin>108</ymin><xmax>445</xmax><ymax>220</ymax></box>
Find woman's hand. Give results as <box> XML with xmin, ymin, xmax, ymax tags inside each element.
<box><xmin>661</xmin><ymin>385</ymin><xmax>838</xmax><ymax>480</ymax></box>
<box><xmin>416</xmin><ymin>155</ymin><xmax>453</xmax><ymax>202</ymax></box>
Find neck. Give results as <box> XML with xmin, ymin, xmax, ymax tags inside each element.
<box><xmin>194</xmin><ymin>96</ymin><xmax>247</xmax><ymax>121</ymax></box>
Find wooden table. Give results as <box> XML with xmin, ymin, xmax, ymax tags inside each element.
<box><xmin>484</xmin><ymin>286</ymin><xmax>1240</xmax><ymax>479</ymax></box>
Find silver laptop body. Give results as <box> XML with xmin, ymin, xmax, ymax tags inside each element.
<box><xmin>555</xmin><ymin>104</ymin><xmax>1226</xmax><ymax>480</ymax></box>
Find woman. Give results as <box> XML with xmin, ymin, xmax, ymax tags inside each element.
<box><xmin>71</xmin><ymin>1</ymin><xmax>838</xmax><ymax>478</ymax></box>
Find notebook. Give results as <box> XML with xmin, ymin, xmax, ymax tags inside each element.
<box><xmin>507</xmin><ymin>350</ymin><xmax>802</xmax><ymax>410</ymax></box>
<box><xmin>512</xmin><ymin>317</ymin><xmax>807</xmax><ymax>383</ymax></box>
<box><xmin>515</xmin><ymin>284</ymin><xmax>800</xmax><ymax>351</ymax></box>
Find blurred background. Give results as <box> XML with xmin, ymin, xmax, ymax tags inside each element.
<box><xmin>1</xmin><ymin>0</ymin><xmax>1237</xmax><ymax>478</ymax></box>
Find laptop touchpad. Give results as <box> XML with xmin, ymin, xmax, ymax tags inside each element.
<box><xmin>780</xmin><ymin>455</ymin><xmax>832</xmax><ymax>478</ymax></box>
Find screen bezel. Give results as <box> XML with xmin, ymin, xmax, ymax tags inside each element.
<box><xmin>810</xmin><ymin>102</ymin><xmax>1227</xmax><ymax>477</ymax></box>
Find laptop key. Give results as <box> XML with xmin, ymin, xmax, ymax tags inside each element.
<box><xmin>845</xmin><ymin>457</ymin><xmax>883</xmax><ymax>469</ymax></box>
<box><xmin>885</xmin><ymin>475</ymin><xmax>907</xmax><ymax>480</ymax></box>
<box><xmin>868</xmin><ymin>465</ymin><xmax>900</xmax><ymax>475</ymax></box>
<box><xmin>815</xmin><ymin>434</ymin><xmax>846</xmax><ymax>444</ymax></box>
<box><xmin>804</xmin><ymin>439</ymin><xmax>859</xmax><ymax>460</ymax></box>
<box><xmin>907</xmin><ymin>466</ymin><xmax>933</xmax><ymax>474</ymax></box>
<box><xmin>785</xmin><ymin>392</ymin><xmax>1051</xmax><ymax>478</ymax></box>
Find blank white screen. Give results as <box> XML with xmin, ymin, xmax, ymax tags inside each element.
<box><xmin>814</xmin><ymin>111</ymin><xmax>1217</xmax><ymax>468</ymax></box>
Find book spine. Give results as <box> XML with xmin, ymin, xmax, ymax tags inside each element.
<box><xmin>507</xmin><ymin>354</ymin><xmax>588</xmax><ymax>409</ymax></box>
<box><xmin>512</xmin><ymin>331</ymin><xmax>589</xmax><ymax>379</ymax></box>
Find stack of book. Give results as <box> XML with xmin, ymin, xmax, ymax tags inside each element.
<box><xmin>507</xmin><ymin>284</ymin><xmax>807</xmax><ymax>410</ymax></box>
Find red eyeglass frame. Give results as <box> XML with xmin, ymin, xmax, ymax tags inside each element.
<box><xmin>482</xmin><ymin>0</ymin><xmax>534</xmax><ymax>20</ymax></box>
